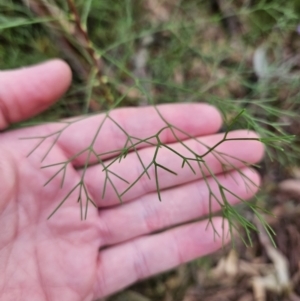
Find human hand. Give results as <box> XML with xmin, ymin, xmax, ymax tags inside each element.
<box><xmin>0</xmin><ymin>60</ymin><xmax>264</xmax><ymax>301</ymax></box>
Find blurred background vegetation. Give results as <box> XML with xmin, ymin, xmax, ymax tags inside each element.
<box><xmin>1</xmin><ymin>0</ymin><xmax>300</xmax><ymax>300</ymax></box>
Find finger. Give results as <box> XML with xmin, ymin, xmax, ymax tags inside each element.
<box><xmin>96</xmin><ymin>168</ymin><xmax>259</xmax><ymax>246</ymax></box>
<box><xmin>45</xmin><ymin>103</ymin><xmax>223</xmax><ymax>165</ymax></box>
<box><xmin>94</xmin><ymin>217</ymin><xmax>229</xmax><ymax>298</ymax></box>
<box><xmin>0</xmin><ymin>59</ymin><xmax>72</xmax><ymax>130</ymax></box>
<box><xmin>84</xmin><ymin>130</ymin><xmax>264</xmax><ymax>206</ymax></box>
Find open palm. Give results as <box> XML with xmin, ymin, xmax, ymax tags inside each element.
<box><xmin>0</xmin><ymin>60</ymin><xmax>264</xmax><ymax>301</ymax></box>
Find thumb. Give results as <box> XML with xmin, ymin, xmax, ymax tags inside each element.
<box><xmin>0</xmin><ymin>148</ymin><xmax>17</xmax><ymax>213</ymax></box>
<box><xmin>0</xmin><ymin>59</ymin><xmax>72</xmax><ymax>130</ymax></box>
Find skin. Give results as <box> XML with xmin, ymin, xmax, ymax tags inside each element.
<box><xmin>0</xmin><ymin>60</ymin><xmax>264</xmax><ymax>301</ymax></box>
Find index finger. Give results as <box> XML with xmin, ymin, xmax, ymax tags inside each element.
<box><xmin>40</xmin><ymin>103</ymin><xmax>223</xmax><ymax>166</ymax></box>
